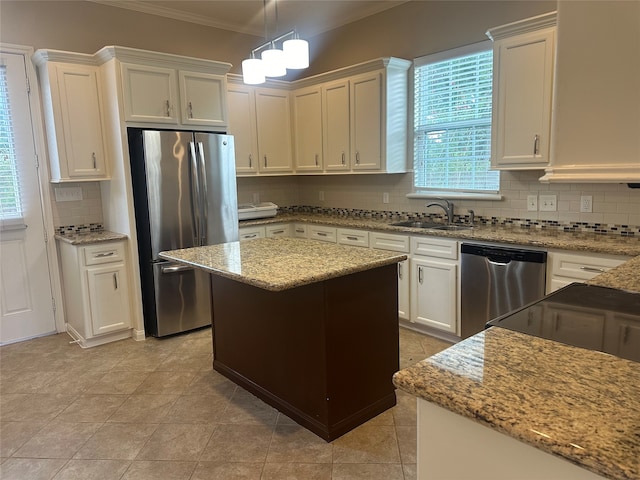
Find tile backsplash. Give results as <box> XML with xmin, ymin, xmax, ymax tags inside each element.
<box><xmin>55</xmin><ymin>172</ymin><xmax>640</xmax><ymax>235</ymax></box>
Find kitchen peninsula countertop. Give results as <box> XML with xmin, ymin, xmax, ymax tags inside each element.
<box><xmin>242</xmin><ymin>213</ymin><xmax>640</xmax><ymax>257</ymax></box>
<box><xmin>392</xmin><ymin>327</ymin><xmax>640</xmax><ymax>480</ymax></box>
<box><xmin>55</xmin><ymin>230</ymin><xmax>128</xmax><ymax>245</ymax></box>
<box><xmin>159</xmin><ymin>236</ymin><xmax>407</xmax><ymax>292</ymax></box>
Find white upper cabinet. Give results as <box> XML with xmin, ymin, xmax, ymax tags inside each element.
<box><xmin>540</xmin><ymin>1</ymin><xmax>640</xmax><ymax>183</ymax></box>
<box><xmin>323</xmin><ymin>80</ymin><xmax>351</xmax><ymax>171</ymax></box>
<box><xmin>487</xmin><ymin>12</ymin><xmax>556</xmax><ymax>170</ymax></box>
<box><xmin>121</xmin><ymin>63</ymin><xmax>228</xmax><ymax>129</ymax></box>
<box><xmin>33</xmin><ymin>52</ymin><xmax>110</xmax><ymax>182</ymax></box>
<box><xmin>351</xmin><ymin>72</ymin><xmax>382</xmax><ymax>171</ymax></box>
<box><xmin>292</xmin><ymin>86</ymin><xmax>323</xmax><ymax>172</ymax></box>
<box><xmin>227</xmin><ymin>83</ymin><xmax>259</xmax><ymax>175</ymax></box>
<box><xmin>227</xmin><ymin>78</ymin><xmax>293</xmax><ymax>176</ymax></box>
<box><xmin>254</xmin><ymin>87</ymin><xmax>293</xmax><ymax>173</ymax></box>
<box><xmin>178</xmin><ymin>71</ymin><xmax>227</xmax><ymax>128</ymax></box>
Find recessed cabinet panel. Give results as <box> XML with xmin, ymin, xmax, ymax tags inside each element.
<box><xmin>121</xmin><ymin>63</ymin><xmax>178</xmax><ymax>123</ymax></box>
<box><xmin>323</xmin><ymin>80</ymin><xmax>351</xmax><ymax>171</ymax></box>
<box><xmin>179</xmin><ymin>71</ymin><xmax>226</xmax><ymax>127</ymax></box>
<box><xmin>55</xmin><ymin>65</ymin><xmax>108</xmax><ymax>178</ymax></box>
<box><xmin>87</xmin><ymin>263</ymin><xmax>130</xmax><ymax>336</ymax></box>
<box><xmin>255</xmin><ymin>89</ymin><xmax>293</xmax><ymax>173</ymax></box>
<box><xmin>227</xmin><ymin>84</ymin><xmax>259</xmax><ymax>174</ymax></box>
<box><xmin>293</xmin><ymin>87</ymin><xmax>323</xmax><ymax>172</ymax></box>
<box><xmin>351</xmin><ymin>73</ymin><xmax>382</xmax><ymax>170</ymax></box>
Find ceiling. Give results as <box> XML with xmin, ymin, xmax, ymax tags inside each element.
<box><xmin>91</xmin><ymin>0</ymin><xmax>408</xmax><ymax>38</ymax></box>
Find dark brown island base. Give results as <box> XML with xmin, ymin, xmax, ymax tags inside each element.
<box><xmin>160</xmin><ymin>237</ymin><xmax>407</xmax><ymax>441</ymax></box>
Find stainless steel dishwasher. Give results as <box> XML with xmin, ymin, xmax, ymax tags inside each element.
<box><xmin>460</xmin><ymin>243</ymin><xmax>547</xmax><ymax>338</ymax></box>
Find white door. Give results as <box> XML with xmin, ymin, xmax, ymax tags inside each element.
<box><xmin>0</xmin><ymin>49</ymin><xmax>55</xmax><ymax>344</ymax></box>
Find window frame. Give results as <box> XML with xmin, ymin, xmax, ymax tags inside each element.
<box><xmin>409</xmin><ymin>40</ymin><xmax>501</xmax><ymax>200</ymax></box>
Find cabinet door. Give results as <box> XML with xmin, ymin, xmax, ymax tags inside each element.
<box><xmin>397</xmin><ymin>259</ymin><xmax>410</xmax><ymax>320</ymax></box>
<box><xmin>55</xmin><ymin>64</ymin><xmax>108</xmax><ymax>178</ymax></box>
<box><xmin>351</xmin><ymin>72</ymin><xmax>382</xmax><ymax>170</ymax></box>
<box><xmin>227</xmin><ymin>84</ymin><xmax>259</xmax><ymax>175</ymax></box>
<box><xmin>323</xmin><ymin>80</ymin><xmax>351</xmax><ymax>171</ymax></box>
<box><xmin>292</xmin><ymin>87</ymin><xmax>323</xmax><ymax>172</ymax></box>
<box><xmin>492</xmin><ymin>28</ymin><xmax>555</xmax><ymax>169</ymax></box>
<box><xmin>179</xmin><ymin>71</ymin><xmax>227</xmax><ymax>128</ymax></box>
<box><xmin>255</xmin><ymin>88</ymin><xmax>293</xmax><ymax>173</ymax></box>
<box><xmin>411</xmin><ymin>257</ymin><xmax>457</xmax><ymax>333</ymax></box>
<box><xmin>121</xmin><ymin>63</ymin><xmax>178</xmax><ymax>123</ymax></box>
<box><xmin>86</xmin><ymin>263</ymin><xmax>131</xmax><ymax>336</ymax></box>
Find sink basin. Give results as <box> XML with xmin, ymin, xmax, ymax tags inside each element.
<box><xmin>430</xmin><ymin>224</ymin><xmax>473</xmax><ymax>231</ymax></box>
<box><xmin>391</xmin><ymin>220</ymin><xmax>442</xmax><ymax>228</ymax></box>
<box><xmin>391</xmin><ymin>220</ymin><xmax>473</xmax><ymax>231</ymax></box>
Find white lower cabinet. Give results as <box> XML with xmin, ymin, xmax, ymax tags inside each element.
<box><xmin>239</xmin><ymin>223</ymin><xmax>290</xmax><ymax>240</ymax></box>
<box><xmin>292</xmin><ymin>223</ymin><xmax>308</xmax><ymax>238</ymax></box>
<box><xmin>370</xmin><ymin>232</ymin><xmax>410</xmax><ymax>321</ymax></box>
<box><xmin>266</xmin><ymin>223</ymin><xmax>291</xmax><ymax>238</ymax></box>
<box><xmin>239</xmin><ymin>225</ymin><xmax>266</xmax><ymax>241</ymax></box>
<box><xmin>546</xmin><ymin>250</ymin><xmax>630</xmax><ymax>293</ymax></box>
<box><xmin>337</xmin><ymin>228</ymin><xmax>369</xmax><ymax>248</ymax></box>
<box><xmin>308</xmin><ymin>225</ymin><xmax>337</xmax><ymax>243</ymax></box>
<box><xmin>410</xmin><ymin>237</ymin><xmax>459</xmax><ymax>334</ymax></box>
<box><xmin>59</xmin><ymin>240</ymin><xmax>132</xmax><ymax>348</ymax></box>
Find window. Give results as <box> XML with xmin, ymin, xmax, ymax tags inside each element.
<box><xmin>413</xmin><ymin>41</ymin><xmax>499</xmax><ymax>195</ymax></box>
<box><xmin>0</xmin><ymin>63</ymin><xmax>24</xmax><ymax>223</ymax></box>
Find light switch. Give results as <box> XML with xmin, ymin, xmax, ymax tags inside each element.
<box><xmin>55</xmin><ymin>187</ymin><xmax>83</xmax><ymax>202</ymax></box>
<box><xmin>539</xmin><ymin>195</ymin><xmax>557</xmax><ymax>212</ymax></box>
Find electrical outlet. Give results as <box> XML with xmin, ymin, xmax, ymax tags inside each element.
<box><xmin>527</xmin><ymin>195</ymin><xmax>538</xmax><ymax>211</ymax></box>
<box><xmin>55</xmin><ymin>187</ymin><xmax>83</xmax><ymax>202</ymax></box>
<box><xmin>539</xmin><ymin>195</ymin><xmax>557</xmax><ymax>212</ymax></box>
<box><xmin>252</xmin><ymin>192</ymin><xmax>260</xmax><ymax>204</ymax></box>
<box><xmin>382</xmin><ymin>192</ymin><xmax>389</xmax><ymax>204</ymax></box>
<box><xmin>580</xmin><ymin>195</ymin><xmax>593</xmax><ymax>213</ymax></box>
<box><xmin>319</xmin><ymin>191</ymin><xmax>325</xmax><ymax>201</ymax></box>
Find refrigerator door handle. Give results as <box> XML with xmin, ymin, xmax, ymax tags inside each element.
<box><xmin>161</xmin><ymin>264</ymin><xmax>193</xmax><ymax>274</ymax></box>
<box><xmin>196</xmin><ymin>141</ymin><xmax>208</xmax><ymax>246</ymax></box>
<box><xmin>189</xmin><ymin>141</ymin><xmax>201</xmax><ymax>246</ymax></box>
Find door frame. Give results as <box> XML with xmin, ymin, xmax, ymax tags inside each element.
<box><xmin>1</xmin><ymin>43</ymin><xmax>66</xmax><ymax>335</ymax></box>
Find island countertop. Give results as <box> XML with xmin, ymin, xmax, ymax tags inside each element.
<box><xmin>159</xmin><ymin>236</ymin><xmax>407</xmax><ymax>292</ymax></box>
<box><xmin>393</xmin><ymin>324</ymin><xmax>640</xmax><ymax>480</ymax></box>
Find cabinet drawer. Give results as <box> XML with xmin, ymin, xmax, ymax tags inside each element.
<box><xmin>83</xmin><ymin>242</ymin><xmax>126</xmax><ymax>266</ymax></box>
<box><xmin>308</xmin><ymin>225</ymin><xmax>337</xmax><ymax>243</ymax></box>
<box><xmin>549</xmin><ymin>251</ymin><xmax>627</xmax><ymax>281</ymax></box>
<box><xmin>292</xmin><ymin>223</ymin><xmax>308</xmax><ymax>238</ymax></box>
<box><xmin>337</xmin><ymin>228</ymin><xmax>369</xmax><ymax>247</ymax></box>
<box><xmin>370</xmin><ymin>232</ymin><xmax>410</xmax><ymax>253</ymax></box>
<box><xmin>411</xmin><ymin>236</ymin><xmax>458</xmax><ymax>259</ymax></box>
<box><xmin>239</xmin><ymin>226</ymin><xmax>265</xmax><ymax>241</ymax></box>
<box><xmin>266</xmin><ymin>224</ymin><xmax>291</xmax><ymax>237</ymax></box>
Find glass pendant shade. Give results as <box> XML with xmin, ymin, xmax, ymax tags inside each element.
<box><xmin>283</xmin><ymin>38</ymin><xmax>309</xmax><ymax>69</ymax></box>
<box><xmin>261</xmin><ymin>48</ymin><xmax>287</xmax><ymax>77</ymax></box>
<box><xmin>242</xmin><ymin>58</ymin><xmax>265</xmax><ymax>85</ymax></box>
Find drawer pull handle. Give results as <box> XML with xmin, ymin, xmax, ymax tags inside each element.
<box><xmin>94</xmin><ymin>252</ymin><xmax>115</xmax><ymax>258</ymax></box>
<box><xmin>271</xmin><ymin>230</ymin><xmax>284</xmax><ymax>234</ymax></box>
<box><xmin>346</xmin><ymin>236</ymin><xmax>359</xmax><ymax>241</ymax></box>
<box><xmin>295</xmin><ymin>229</ymin><xmax>304</xmax><ymax>233</ymax></box>
<box><xmin>580</xmin><ymin>266</ymin><xmax>605</xmax><ymax>273</ymax></box>
<box><xmin>317</xmin><ymin>232</ymin><xmax>328</xmax><ymax>237</ymax></box>
<box><xmin>264</xmin><ymin>155</ymin><xmax>268</xmax><ymax>168</ymax></box>
<box><xmin>315</xmin><ymin>154</ymin><xmax>319</xmax><ymax>166</ymax></box>
<box><xmin>245</xmin><ymin>234</ymin><xmax>258</xmax><ymax>239</ymax></box>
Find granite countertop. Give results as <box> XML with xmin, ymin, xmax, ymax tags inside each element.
<box><xmin>159</xmin><ymin>236</ymin><xmax>407</xmax><ymax>291</ymax></box>
<box><xmin>55</xmin><ymin>230</ymin><xmax>128</xmax><ymax>245</ymax></box>
<box><xmin>393</xmin><ymin>327</ymin><xmax>640</xmax><ymax>480</ymax></box>
<box><xmin>588</xmin><ymin>255</ymin><xmax>640</xmax><ymax>293</ymax></box>
<box><xmin>242</xmin><ymin>213</ymin><xmax>640</xmax><ymax>257</ymax></box>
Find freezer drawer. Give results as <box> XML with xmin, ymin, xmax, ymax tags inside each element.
<box><xmin>150</xmin><ymin>262</ymin><xmax>212</xmax><ymax>337</ymax></box>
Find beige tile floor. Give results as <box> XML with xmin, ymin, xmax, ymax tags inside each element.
<box><xmin>0</xmin><ymin>326</ymin><xmax>451</xmax><ymax>480</ymax></box>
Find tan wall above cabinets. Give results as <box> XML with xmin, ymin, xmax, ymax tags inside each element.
<box><xmin>540</xmin><ymin>1</ymin><xmax>640</xmax><ymax>184</ymax></box>
<box><xmin>487</xmin><ymin>12</ymin><xmax>557</xmax><ymax>171</ymax></box>
<box><xmin>227</xmin><ymin>57</ymin><xmax>411</xmax><ymax>178</ymax></box>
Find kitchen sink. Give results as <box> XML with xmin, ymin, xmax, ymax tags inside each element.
<box><xmin>391</xmin><ymin>220</ymin><xmax>473</xmax><ymax>231</ymax></box>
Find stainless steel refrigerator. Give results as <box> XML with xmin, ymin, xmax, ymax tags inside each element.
<box><xmin>128</xmin><ymin>128</ymin><xmax>239</xmax><ymax>337</ymax></box>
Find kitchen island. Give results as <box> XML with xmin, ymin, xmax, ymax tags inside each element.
<box><xmin>160</xmin><ymin>237</ymin><xmax>407</xmax><ymax>441</ymax></box>
<box><xmin>393</xmin><ymin>263</ymin><xmax>640</xmax><ymax>480</ymax></box>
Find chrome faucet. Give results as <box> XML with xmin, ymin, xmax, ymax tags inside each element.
<box><xmin>426</xmin><ymin>199</ymin><xmax>454</xmax><ymax>224</ymax></box>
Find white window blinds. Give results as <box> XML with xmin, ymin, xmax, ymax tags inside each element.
<box><xmin>0</xmin><ymin>64</ymin><xmax>24</xmax><ymax>222</ymax></box>
<box><xmin>414</xmin><ymin>42</ymin><xmax>499</xmax><ymax>193</ymax></box>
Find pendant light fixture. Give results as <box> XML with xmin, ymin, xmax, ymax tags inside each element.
<box><xmin>242</xmin><ymin>0</ymin><xmax>309</xmax><ymax>85</ymax></box>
